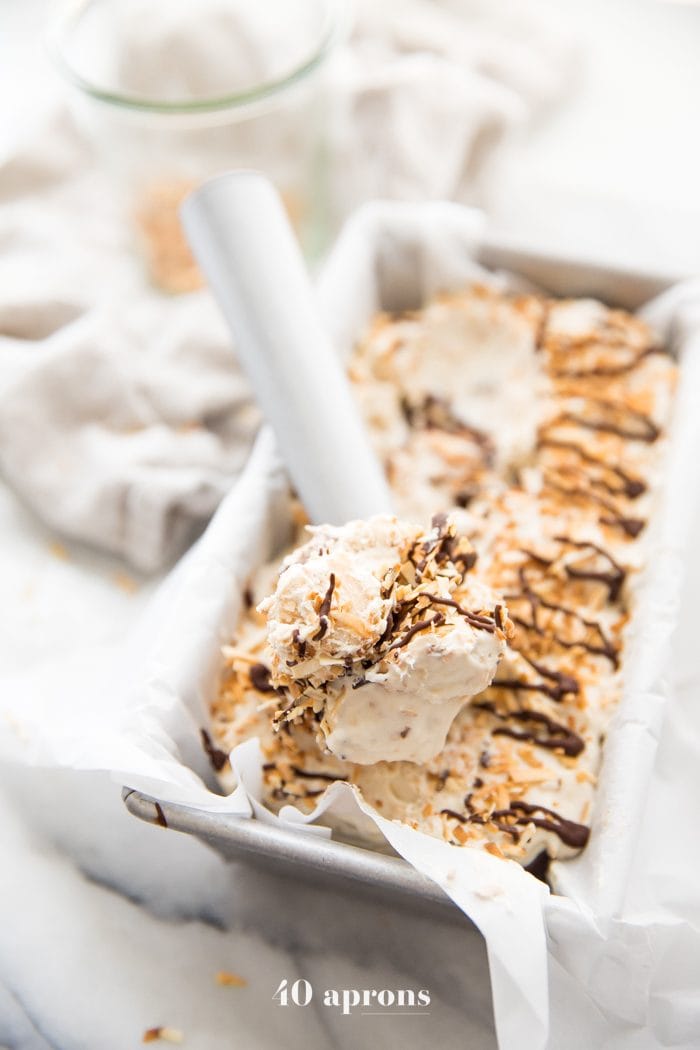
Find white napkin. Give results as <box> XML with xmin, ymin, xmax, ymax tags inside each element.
<box><xmin>0</xmin><ymin>0</ymin><xmax>572</xmax><ymax>572</ymax></box>
<box><xmin>333</xmin><ymin>0</ymin><xmax>574</xmax><ymax>213</ymax></box>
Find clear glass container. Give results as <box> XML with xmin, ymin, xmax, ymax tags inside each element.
<box><xmin>49</xmin><ymin>0</ymin><xmax>346</xmax><ymax>292</ymax></box>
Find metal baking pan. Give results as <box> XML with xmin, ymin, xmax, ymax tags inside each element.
<box><xmin>122</xmin><ymin>225</ymin><xmax>677</xmax><ymax>915</ymax></box>
<box><xmin>123</xmin><ymin>787</ymin><xmax>456</xmax><ymax>917</ymax></box>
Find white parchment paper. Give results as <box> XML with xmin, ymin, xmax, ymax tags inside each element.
<box><xmin>3</xmin><ymin>203</ymin><xmax>700</xmax><ymax>1050</ymax></box>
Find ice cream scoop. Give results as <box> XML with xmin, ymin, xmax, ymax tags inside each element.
<box><xmin>181</xmin><ymin>171</ymin><xmax>393</xmax><ymax>526</ymax></box>
<box><xmin>260</xmin><ymin>513</ymin><xmax>513</xmax><ymax>764</ymax></box>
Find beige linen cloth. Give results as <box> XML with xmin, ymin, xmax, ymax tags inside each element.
<box><xmin>0</xmin><ymin>0</ymin><xmax>572</xmax><ymax>572</ymax></box>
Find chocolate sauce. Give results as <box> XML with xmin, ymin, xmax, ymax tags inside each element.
<box><xmin>436</xmin><ymin>769</ymin><xmax>451</xmax><ymax>790</ymax></box>
<box><xmin>519</xmin><ymin>547</ymin><xmax>553</xmax><ymax>568</ymax></box>
<box><xmin>502</xmin><ymin>800</ymin><xmax>590</xmax><ymax>850</ymax></box>
<box><xmin>440</xmin><ymin>807</ymin><xmax>467</xmax><ymax>822</ymax></box>
<box><xmin>446</xmin><ymin>539</ymin><xmax>478</xmax><ymax>574</ymax></box>
<box><xmin>518</xmin><ymin>653</ymin><xmax>579</xmax><ymax>696</ymax></box>
<box><xmin>249</xmin><ymin>663</ymin><xmax>276</xmax><ymax>693</ymax></box>
<box><xmin>519</xmin><ymin>537</ymin><xmax>626</xmax><ymax>606</ymax></box>
<box><xmin>455</xmin><ymin>489</ymin><xmax>475</xmax><ymax>509</ymax></box>
<box><xmin>272</xmin><ymin>786</ymin><xmax>325</xmax><ymax>801</ymax></box>
<box><xmin>401</xmin><ymin>394</ymin><xmax>496</xmax><ymax>465</ymax></box>
<box><xmin>488</xmin><ymin>676</ymin><xmax>572</xmax><ymax>704</ymax></box>
<box><xmin>543</xmin><ymin>476</ymin><xmax>645</xmax><ymax>538</ymax></box>
<box><xmin>291</xmin><ymin>766</ymin><xmax>346</xmax><ymax>782</ymax></box>
<box><xmin>387</xmin><ymin>611</ymin><xmax>446</xmax><ymax>651</ymax></box>
<box><xmin>550</xmin><ymin>342</ymin><xmax>665</xmax><ymax>380</ymax></box>
<box><xmin>292</xmin><ymin>629</ymin><xmax>307</xmax><ymax>660</ymax></box>
<box><xmin>539</xmin><ymin>438</ymin><xmax>646</xmax><ymax>499</ymax></box>
<box><xmin>423</xmin><ymin>593</ymin><xmax>496</xmax><ymax>633</ymax></box>
<box><xmin>376</xmin><ymin>606</ymin><xmax>396</xmax><ymax>649</ymax></box>
<box><xmin>200</xmin><ymin>728</ymin><xmax>229</xmax><ymax>772</ymax></box>
<box><xmin>439</xmin><ymin>807</ymin><xmax>520</xmax><ymax>841</ymax></box>
<box><xmin>553</xmin><ymin>536</ymin><xmax>627</xmax><ymax>603</ymax></box>
<box><xmin>312</xmin><ymin>574</ymin><xmax>336</xmax><ymax>641</ymax></box>
<box><xmin>373</xmin><ymin>597</ymin><xmax>417</xmax><ymax>655</ymax></box>
<box><xmin>556</xmin><ymin>398</ymin><xmax>660</xmax><ymax>443</ymax></box>
<box><xmin>599</xmin><ymin>512</ymin><xmax>645</xmax><ymax>539</ymax></box>
<box><xmin>514</xmin><ymin>569</ymin><xmax>619</xmax><ymax>668</ymax></box>
<box><xmin>480</xmin><ymin>704</ymin><xmax>585</xmax><ymax>757</ymax></box>
<box><xmin>538</xmin><ymin>595</ymin><xmax>619</xmax><ymax>667</ymax></box>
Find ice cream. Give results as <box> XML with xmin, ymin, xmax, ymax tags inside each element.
<box><xmin>259</xmin><ymin>513</ymin><xmax>512</xmax><ymax>764</ymax></box>
<box><xmin>347</xmin><ymin>285</ymin><xmax>549</xmax><ymax>517</ymax></box>
<box><xmin>210</xmin><ymin>283</ymin><xmax>678</xmax><ymax>867</ymax></box>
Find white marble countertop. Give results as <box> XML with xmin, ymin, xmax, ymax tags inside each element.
<box><xmin>0</xmin><ymin>2</ymin><xmax>699</xmax><ymax>1048</ymax></box>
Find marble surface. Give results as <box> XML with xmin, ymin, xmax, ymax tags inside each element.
<box><xmin>1</xmin><ymin>2</ymin><xmax>699</xmax><ymax>1048</ymax></box>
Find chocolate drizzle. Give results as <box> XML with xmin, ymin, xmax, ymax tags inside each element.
<box><xmin>539</xmin><ymin>438</ymin><xmax>646</xmax><ymax>499</ymax></box>
<box><xmin>510</xmin><ymin>568</ymin><xmax>620</xmax><ymax>668</ymax></box>
<box><xmin>272</xmin><ymin>786</ymin><xmax>325</xmax><ymax>801</ymax></box>
<box><xmin>542</xmin><ymin>476</ymin><xmax>645</xmax><ymax>538</ymax></box>
<box><xmin>313</xmin><ymin>574</ymin><xmax>336</xmax><ymax>640</ymax></box>
<box><xmin>477</xmin><ymin>701</ymin><xmax>585</xmax><ymax>757</ymax></box>
<box><xmin>441</xmin><ymin>806</ymin><xmax>468</xmax><ymax>822</ymax></box>
<box><xmin>549</xmin><ymin>342</ymin><xmax>665</xmax><ymax>380</ymax></box>
<box><xmin>519</xmin><ymin>653</ymin><xmax>579</xmax><ymax>697</ymax></box>
<box><xmin>291</xmin><ymin>766</ymin><xmax>346</xmax><ymax>783</ymax></box>
<box><xmin>401</xmin><ymin>394</ymin><xmax>496</xmax><ymax>466</ymax></box>
<box><xmin>554</xmin><ymin>397</ymin><xmax>660</xmax><ymax>443</ymax></box>
<box><xmin>423</xmin><ymin>593</ymin><xmax>497</xmax><ymax>633</ymax></box>
<box><xmin>439</xmin><ymin>807</ymin><xmax>521</xmax><ymax>841</ymax></box>
<box><xmin>292</xmin><ymin>629</ymin><xmax>307</xmax><ymax>660</ymax></box>
<box><xmin>387</xmin><ymin>611</ymin><xmax>445</xmax><ymax>651</ymax></box>
<box><xmin>501</xmin><ymin>801</ymin><xmax>590</xmax><ymax>850</ymax></box>
<box><xmin>200</xmin><ymin>728</ymin><xmax>229</xmax><ymax>772</ymax></box>
<box><xmin>520</xmin><ymin>537</ymin><xmax>627</xmax><ymax>604</ymax></box>
<box><xmin>554</xmin><ymin>536</ymin><xmax>627</xmax><ymax>603</ymax></box>
<box><xmin>249</xmin><ymin>663</ymin><xmax>276</xmax><ymax>693</ymax></box>
<box><xmin>487</xmin><ymin>674</ymin><xmax>574</xmax><ymax>704</ymax></box>
<box><xmin>599</xmin><ymin>513</ymin><xmax>645</xmax><ymax>539</ymax></box>
<box><xmin>442</xmin><ymin>800</ymin><xmax>589</xmax><ymax>849</ymax></box>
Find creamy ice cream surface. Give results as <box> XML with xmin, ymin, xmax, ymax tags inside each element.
<box><xmin>211</xmin><ymin>283</ymin><xmax>678</xmax><ymax>867</ymax></box>
<box><xmin>259</xmin><ymin>514</ymin><xmax>512</xmax><ymax>764</ymax></box>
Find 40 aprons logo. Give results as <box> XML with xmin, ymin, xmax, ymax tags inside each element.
<box><xmin>273</xmin><ymin>978</ymin><xmax>431</xmax><ymax>1016</ymax></box>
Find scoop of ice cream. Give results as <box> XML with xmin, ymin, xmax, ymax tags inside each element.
<box><xmin>349</xmin><ymin>287</ymin><xmax>547</xmax><ymax>484</ymax></box>
<box><xmin>259</xmin><ymin>513</ymin><xmax>513</xmax><ymax>764</ymax></box>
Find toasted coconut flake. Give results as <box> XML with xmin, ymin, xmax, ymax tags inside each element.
<box><xmin>216</xmin><ymin>971</ymin><xmax>248</xmax><ymax>988</ymax></box>
<box><xmin>143</xmin><ymin>1027</ymin><xmax>184</xmax><ymax>1044</ymax></box>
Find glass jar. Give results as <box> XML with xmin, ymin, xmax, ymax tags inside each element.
<box><xmin>49</xmin><ymin>0</ymin><xmax>346</xmax><ymax>292</ymax></box>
